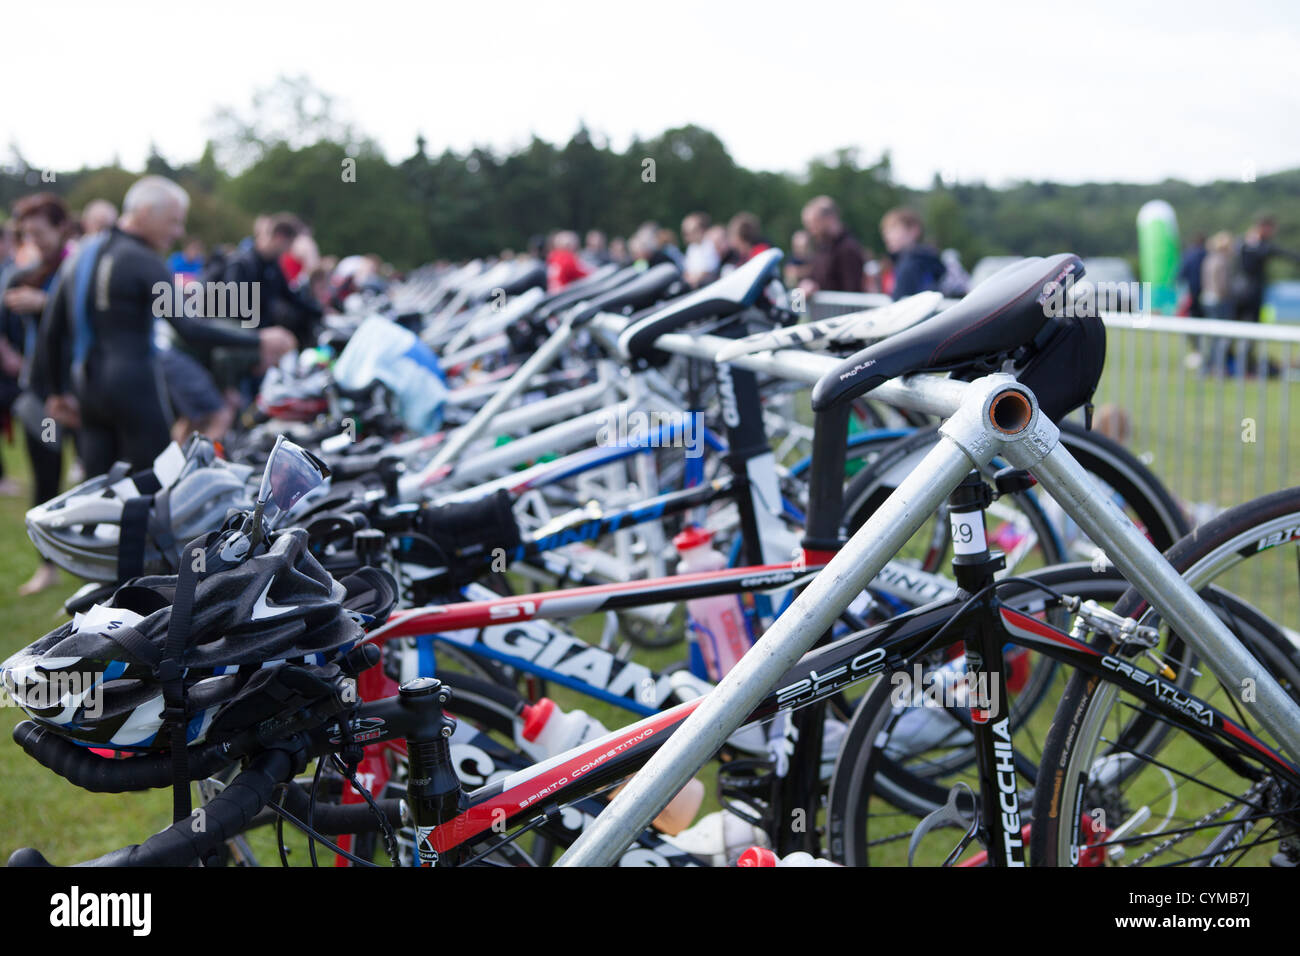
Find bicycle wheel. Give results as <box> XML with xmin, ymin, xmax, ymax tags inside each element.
<box><xmin>825</xmin><ymin>564</ymin><xmax>1135</xmax><ymax>866</ymax></box>
<box><xmin>1031</xmin><ymin>486</ymin><xmax>1300</xmax><ymax>866</ymax></box>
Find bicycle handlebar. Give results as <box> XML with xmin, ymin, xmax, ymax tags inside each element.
<box><xmin>12</xmin><ymin>721</ymin><xmax>233</xmax><ymax>793</ymax></box>
<box><xmin>276</xmin><ymin>781</ymin><xmax>403</xmax><ymax>834</ymax></box>
<box><xmin>8</xmin><ymin>747</ymin><xmax>296</xmax><ymax>867</ymax></box>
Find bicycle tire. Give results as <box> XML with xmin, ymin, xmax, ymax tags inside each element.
<box><xmin>825</xmin><ymin>564</ymin><xmax>1134</xmax><ymax>865</ymax></box>
<box><xmin>1030</xmin><ymin>486</ymin><xmax>1300</xmax><ymax>867</ymax></box>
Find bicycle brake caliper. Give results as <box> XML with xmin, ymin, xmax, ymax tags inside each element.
<box><xmin>1064</xmin><ymin>597</ymin><xmax>1175</xmax><ymax>676</ymax></box>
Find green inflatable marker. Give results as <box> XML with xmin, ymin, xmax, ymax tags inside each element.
<box><xmin>1137</xmin><ymin>199</ymin><xmax>1180</xmax><ymax>315</ymax></box>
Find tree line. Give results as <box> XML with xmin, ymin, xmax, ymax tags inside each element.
<box><xmin>4</xmin><ymin>105</ymin><xmax>1298</xmax><ymax>275</ymax></box>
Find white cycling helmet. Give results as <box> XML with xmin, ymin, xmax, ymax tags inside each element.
<box><xmin>26</xmin><ymin>436</ymin><xmax>256</xmax><ymax>583</ymax></box>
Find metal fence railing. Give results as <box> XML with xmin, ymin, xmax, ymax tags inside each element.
<box><xmin>809</xmin><ymin>292</ymin><xmax>1300</xmax><ymax>519</ymax></box>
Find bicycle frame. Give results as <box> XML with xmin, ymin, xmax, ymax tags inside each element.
<box><xmin>554</xmin><ymin>370</ymin><xmax>1300</xmax><ymax>865</ymax></box>
<box><xmin>395</xmin><ymin>317</ymin><xmax>819</xmax><ymax>597</ymax></box>
<box><xmin>368</xmin><ymin>562</ymin><xmax>824</xmax><ymax>710</ymax></box>
<box><xmin>398</xmin><ymin>367</ymin><xmax>670</xmax><ymax>497</ymax></box>
<box><xmin>338</xmin><ymin>562</ymin><xmax>1300</xmax><ymax>864</ymax></box>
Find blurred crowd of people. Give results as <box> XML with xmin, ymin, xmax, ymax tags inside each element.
<box><xmin>1177</xmin><ymin>214</ymin><xmax>1299</xmax><ymax>374</ymax></box>
<box><xmin>1179</xmin><ymin>216</ymin><xmax>1299</xmax><ymax>324</ymax></box>
<box><xmin>8</xmin><ymin>176</ymin><xmax>1286</xmax><ymax>596</ymax></box>
<box><xmin>0</xmin><ymin>176</ymin><xmax>394</xmax><ymax>593</ymax></box>
<box><xmin>531</xmin><ymin>197</ymin><xmax>971</xmax><ymax>302</ymax></box>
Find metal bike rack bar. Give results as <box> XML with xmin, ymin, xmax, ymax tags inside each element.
<box><xmin>591</xmin><ymin>315</ymin><xmax>970</xmax><ymax>417</ymax></box>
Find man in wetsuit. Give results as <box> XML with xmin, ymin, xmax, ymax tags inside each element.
<box><xmin>37</xmin><ymin>175</ymin><xmax>294</xmax><ymax>477</ymax></box>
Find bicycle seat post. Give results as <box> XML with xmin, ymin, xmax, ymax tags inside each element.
<box><xmin>946</xmin><ymin>471</ymin><xmax>1005</xmax><ymax>595</ymax></box>
<box><xmin>399</xmin><ymin>678</ymin><xmax>465</xmax><ymax>867</ymax></box>
<box><xmin>944</xmin><ymin>471</ymin><xmax>1023</xmax><ymax>864</ymax></box>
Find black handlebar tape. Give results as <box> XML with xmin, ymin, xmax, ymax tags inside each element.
<box><xmin>12</xmin><ymin>749</ymin><xmax>295</xmax><ymax>867</ymax></box>
<box><xmin>276</xmin><ymin>783</ymin><xmax>403</xmax><ymax>834</ymax></box>
<box><xmin>12</xmin><ymin>721</ymin><xmax>230</xmax><ymax>793</ymax></box>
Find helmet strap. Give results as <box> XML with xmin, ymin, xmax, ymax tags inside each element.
<box><xmin>160</xmin><ymin>543</ymin><xmax>202</xmax><ymax>826</ymax></box>
<box><xmin>117</xmin><ymin>495</ymin><xmax>155</xmax><ymax>582</ymax></box>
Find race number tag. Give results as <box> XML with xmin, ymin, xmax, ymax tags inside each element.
<box><xmin>949</xmin><ymin>511</ymin><xmax>987</xmax><ymax>556</ymax></box>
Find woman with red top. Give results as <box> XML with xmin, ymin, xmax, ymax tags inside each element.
<box><xmin>546</xmin><ymin>230</ymin><xmax>589</xmax><ymax>291</ymax></box>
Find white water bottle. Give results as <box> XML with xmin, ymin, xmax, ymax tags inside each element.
<box><xmin>674</xmin><ymin>527</ymin><xmax>751</xmax><ymax>681</ymax></box>
<box><xmin>514</xmin><ymin>697</ymin><xmax>607</xmax><ymax>762</ymax></box>
<box><xmin>515</xmin><ymin>697</ymin><xmax>704</xmax><ymax>835</ymax></box>
<box><xmin>665</xmin><ymin>805</ymin><xmax>770</xmax><ymax>866</ymax></box>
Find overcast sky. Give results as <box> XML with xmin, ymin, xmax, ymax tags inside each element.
<box><xmin>6</xmin><ymin>0</ymin><xmax>1297</xmax><ymax>188</ymax></box>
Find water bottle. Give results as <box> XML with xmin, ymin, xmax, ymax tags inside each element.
<box><xmin>515</xmin><ymin>698</ymin><xmax>703</xmax><ymax>835</ymax></box>
<box><xmin>665</xmin><ymin>804</ymin><xmax>769</xmax><ymax>866</ymax></box>
<box><xmin>737</xmin><ymin>847</ymin><xmax>841</xmax><ymax>867</ymax></box>
<box><xmin>674</xmin><ymin>527</ymin><xmax>751</xmax><ymax>681</ymax></box>
<box><xmin>514</xmin><ymin>697</ymin><xmax>607</xmax><ymax>762</ymax></box>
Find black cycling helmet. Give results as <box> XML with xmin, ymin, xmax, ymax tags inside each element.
<box><xmin>1</xmin><ymin>527</ymin><xmax>395</xmax><ymax>751</ymax></box>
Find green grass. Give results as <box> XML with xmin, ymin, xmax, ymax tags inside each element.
<box><xmin>0</xmin><ymin>438</ymin><xmax>177</xmax><ymax>863</ymax></box>
<box><xmin>1096</xmin><ymin>329</ymin><xmax>1300</xmax><ymax>509</ymax></box>
<box><xmin>1095</xmin><ymin>329</ymin><xmax>1299</xmax><ymax>632</ymax></box>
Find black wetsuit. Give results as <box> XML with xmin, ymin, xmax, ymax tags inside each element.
<box><xmin>219</xmin><ymin>244</ymin><xmax>322</xmax><ymax>344</ymax></box>
<box><xmin>1234</xmin><ymin>239</ymin><xmax>1300</xmax><ymax>322</ymax></box>
<box><xmin>38</xmin><ymin>227</ymin><xmax>260</xmax><ymax>476</ymax></box>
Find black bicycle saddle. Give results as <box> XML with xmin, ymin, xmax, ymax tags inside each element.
<box><xmin>619</xmin><ymin>248</ymin><xmax>784</xmax><ymax>360</ymax></box>
<box><xmin>569</xmin><ymin>263</ymin><xmax>685</xmax><ymax>325</ymax></box>
<box><xmin>810</xmin><ymin>254</ymin><xmax>1084</xmax><ymax>411</ymax></box>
